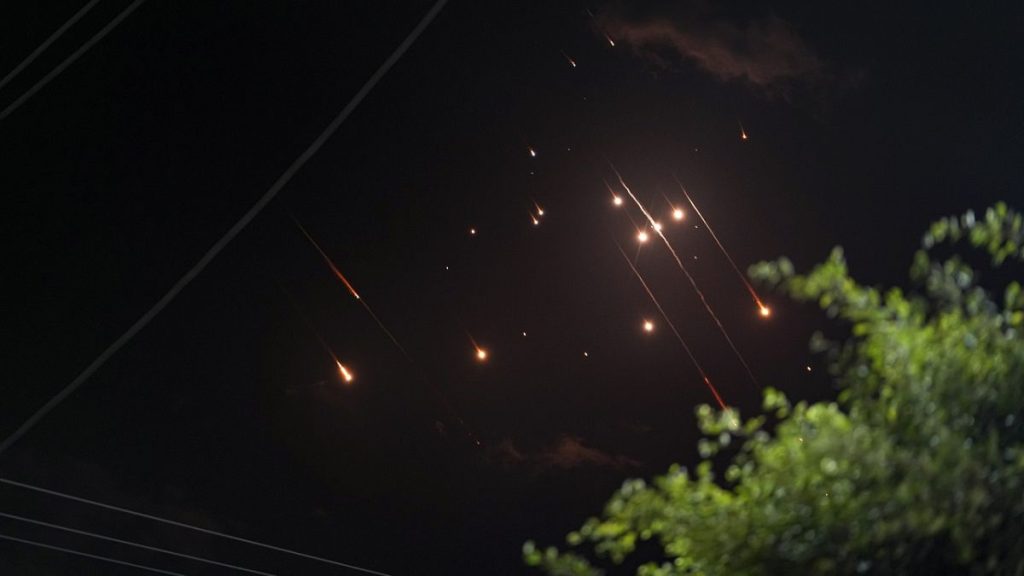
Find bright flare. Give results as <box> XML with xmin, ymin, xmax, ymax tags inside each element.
<box><xmin>637</xmin><ymin>230</ymin><xmax>649</xmax><ymax>243</ymax></box>
<box><xmin>531</xmin><ymin>215</ymin><xmax>540</xmax><ymax>226</ymax></box>
<box><xmin>476</xmin><ymin>348</ymin><xmax>488</xmax><ymax>361</ymax></box>
<box><xmin>652</xmin><ymin>222</ymin><xmax>663</xmax><ymax>232</ymax></box>
<box><xmin>336</xmin><ymin>360</ymin><xmax>354</xmax><ymax>384</ymax></box>
<box><xmin>643</xmin><ymin>319</ymin><xmax>654</xmax><ymax>332</ymax></box>
<box><xmin>469</xmin><ymin>227</ymin><xmax>477</xmax><ymax>235</ymax></box>
<box><xmin>613</xmin><ymin>195</ymin><xmax>623</xmax><ymax>206</ymax></box>
<box><xmin>604</xmin><ymin>33</ymin><xmax>615</xmax><ymax>47</ymax></box>
<box><xmin>529</xmin><ymin>147</ymin><xmax>536</xmax><ymax>157</ymax></box>
<box><xmin>673</xmin><ymin>208</ymin><xmax>685</xmax><ymax>221</ymax></box>
<box><xmin>759</xmin><ymin>305</ymin><xmax>771</xmax><ymax>318</ymax></box>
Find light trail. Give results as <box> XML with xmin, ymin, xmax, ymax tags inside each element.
<box><xmin>466</xmin><ymin>332</ymin><xmax>488</xmax><ymax>362</ymax></box>
<box><xmin>275</xmin><ymin>280</ymin><xmax>354</xmax><ymax>386</ymax></box>
<box><xmin>560</xmin><ymin>50</ymin><xmax>577</xmax><ymax>68</ymax></box>
<box><xmin>611</xmin><ymin>165</ymin><xmax>760</xmax><ymax>388</ymax></box>
<box><xmin>0</xmin><ymin>0</ymin><xmax>451</xmax><ymax>457</ymax></box>
<box><xmin>614</xmin><ymin>242</ymin><xmax>727</xmax><ymax>409</ymax></box>
<box><xmin>673</xmin><ymin>176</ymin><xmax>770</xmax><ymax>316</ymax></box>
<box><xmin>291</xmin><ymin>217</ymin><xmax>410</xmax><ymax>359</ymax></box>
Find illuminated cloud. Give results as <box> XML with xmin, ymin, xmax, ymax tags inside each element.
<box><xmin>489</xmin><ymin>435</ymin><xmax>639</xmax><ymax>472</ymax></box>
<box><xmin>603</xmin><ymin>8</ymin><xmax>822</xmax><ymax>95</ymax></box>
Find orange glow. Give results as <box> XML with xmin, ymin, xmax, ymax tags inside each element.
<box><xmin>336</xmin><ymin>360</ymin><xmax>354</xmax><ymax>384</ymax></box>
<box><xmin>613</xmin><ymin>195</ymin><xmax>623</xmax><ymax>206</ymax></box>
<box><xmin>643</xmin><ymin>319</ymin><xmax>654</xmax><ymax>332</ymax></box>
<box><xmin>673</xmin><ymin>208</ymin><xmax>685</xmax><ymax>221</ymax></box>
<box><xmin>476</xmin><ymin>348</ymin><xmax>488</xmax><ymax>361</ymax></box>
<box><xmin>637</xmin><ymin>230</ymin><xmax>649</xmax><ymax>243</ymax></box>
<box><xmin>759</xmin><ymin>305</ymin><xmax>771</xmax><ymax>318</ymax></box>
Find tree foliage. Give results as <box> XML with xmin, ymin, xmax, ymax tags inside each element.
<box><xmin>524</xmin><ymin>204</ymin><xmax>1024</xmax><ymax>575</ymax></box>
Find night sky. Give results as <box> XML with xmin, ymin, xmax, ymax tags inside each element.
<box><xmin>2</xmin><ymin>2</ymin><xmax>1023</xmax><ymax>574</ymax></box>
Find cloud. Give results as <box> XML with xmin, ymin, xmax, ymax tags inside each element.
<box><xmin>603</xmin><ymin>7</ymin><xmax>823</xmax><ymax>95</ymax></box>
<box><xmin>489</xmin><ymin>435</ymin><xmax>639</xmax><ymax>472</ymax></box>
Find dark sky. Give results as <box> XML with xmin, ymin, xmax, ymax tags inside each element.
<box><xmin>2</xmin><ymin>1</ymin><xmax>1022</xmax><ymax>574</ymax></box>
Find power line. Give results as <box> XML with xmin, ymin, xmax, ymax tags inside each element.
<box><xmin>0</xmin><ymin>477</ymin><xmax>393</xmax><ymax>576</ymax></box>
<box><xmin>0</xmin><ymin>0</ymin><xmax>103</xmax><ymax>93</ymax></box>
<box><xmin>0</xmin><ymin>511</ymin><xmax>277</xmax><ymax>575</ymax></box>
<box><xmin>0</xmin><ymin>0</ymin><xmax>148</xmax><ymax>123</ymax></box>
<box><xmin>0</xmin><ymin>0</ymin><xmax>449</xmax><ymax>457</ymax></box>
<box><xmin>0</xmin><ymin>531</ymin><xmax>187</xmax><ymax>576</ymax></box>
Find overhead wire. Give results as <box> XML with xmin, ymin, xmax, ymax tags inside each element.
<box><xmin>0</xmin><ymin>0</ymin><xmax>450</xmax><ymax>457</ymax></box>
<box><xmin>0</xmin><ymin>0</ymin><xmax>102</xmax><ymax>93</ymax></box>
<box><xmin>0</xmin><ymin>0</ymin><xmax>148</xmax><ymax>123</ymax></box>
<box><xmin>0</xmin><ymin>477</ymin><xmax>393</xmax><ymax>575</ymax></box>
<box><xmin>0</xmin><ymin>531</ymin><xmax>187</xmax><ymax>576</ymax></box>
<box><xmin>0</xmin><ymin>511</ymin><xmax>277</xmax><ymax>575</ymax></box>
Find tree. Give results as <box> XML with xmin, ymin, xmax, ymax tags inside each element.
<box><xmin>524</xmin><ymin>204</ymin><xmax>1024</xmax><ymax>575</ymax></box>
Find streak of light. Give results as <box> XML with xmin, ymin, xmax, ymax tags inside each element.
<box><xmin>336</xmin><ymin>360</ymin><xmax>354</xmax><ymax>384</ymax></box>
<box><xmin>529</xmin><ymin>147</ymin><xmax>537</xmax><ymax>157</ymax></box>
<box><xmin>738</xmin><ymin>120</ymin><xmax>748</xmax><ymax>140</ymax></box>
<box><xmin>0</xmin><ymin>0</ymin><xmax>453</xmax><ymax>459</ymax></box>
<box><xmin>274</xmin><ymin>280</ymin><xmax>353</xmax><ymax>385</ymax></box>
<box><xmin>652</xmin><ymin>221</ymin><xmax>663</xmax><ymax>232</ymax></box>
<box><xmin>612</xmin><ymin>165</ymin><xmax>760</xmax><ymax>388</ymax></box>
<box><xmin>583</xmin><ymin>351</ymin><xmax>589</xmax><ymax>357</ymax></box>
<box><xmin>292</xmin><ymin>217</ymin><xmax>360</xmax><ymax>299</ymax></box>
<box><xmin>533</xmin><ymin>201</ymin><xmax>545</xmax><ymax>216</ymax></box>
<box><xmin>673</xmin><ymin>176</ymin><xmax>770</xmax><ymax>317</ymax></box>
<box><xmin>560</xmin><ymin>50</ymin><xmax>577</xmax><ymax>68</ymax></box>
<box><xmin>467</xmin><ymin>333</ymin><xmax>488</xmax><ymax>362</ymax></box>
<box><xmin>531</xmin><ymin>214</ymin><xmax>540</xmax><ymax>226</ymax></box>
<box><xmin>604</xmin><ymin>32</ymin><xmax>616</xmax><ymax>47</ymax></box>
<box><xmin>614</xmin><ymin>242</ymin><xmax>727</xmax><ymax>409</ymax></box>
<box><xmin>292</xmin><ymin>217</ymin><xmax>410</xmax><ymax>359</ymax></box>
<box><xmin>805</xmin><ymin>365</ymin><xmax>812</xmax><ymax>372</ymax></box>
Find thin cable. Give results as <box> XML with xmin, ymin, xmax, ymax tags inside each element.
<box><xmin>0</xmin><ymin>0</ymin><xmax>450</xmax><ymax>457</ymax></box>
<box><xmin>0</xmin><ymin>0</ymin><xmax>103</xmax><ymax>93</ymax></box>
<box><xmin>0</xmin><ymin>477</ymin><xmax>392</xmax><ymax>575</ymax></box>
<box><xmin>0</xmin><ymin>0</ymin><xmax>147</xmax><ymax>123</ymax></box>
<box><xmin>0</xmin><ymin>511</ymin><xmax>276</xmax><ymax>575</ymax></box>
<box><xmin>0</xmin><ymin>532</ymin><xmax>187</xmax><ymax>576</ymax></box>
